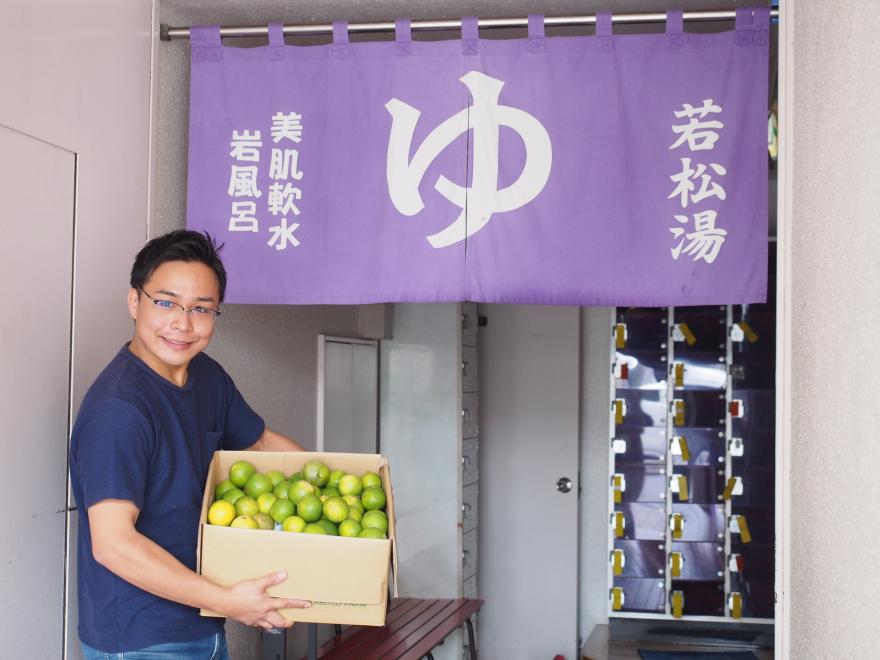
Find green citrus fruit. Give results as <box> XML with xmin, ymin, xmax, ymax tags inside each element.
<box><xmin>297</xmin><ymin>494</ymin><xmax>323</xmax><ymax>523</ymax></box>
<box><xmin>269</xmin><ymin>498</ymin><xmax>295</xmax><ymax>524</ymax></box>
<box><xmin>257</xmin><ymin>492</ymin><xmax>278</xmax><ymax>514</ymax></box>
<box><xmin>347</xmin><ymin>506</ymin><xmax>363</xmax><ymax>523</ymax></box>
<box><xmin>343</xmin><ymin>495</ymin><xmax>364</xmax><ymax>510</ymax></box>
<box><xmin>221</xmin><ymin>487</ymin><xmax>246</xmax><ymax>505</ymax></box>
<box><xmin>361</xmin><ymin>509</ymin><xmax>388</xmax><ymax>534</ymax></box>
<box><xmin>207</xmin><ymin>500</ymin><xmax>236</xmax><ymax>526</ymax></box>
<box><xmin>302</xmin><ymin>460</ymin><xmax>330</xmax><ymax>487</ymax></box>
<box><xmin>361</xmin><ymin>472</ymin><xmax>382</xmax><ymax>489</ymax></box>
<box><xmin>282</xmin><ymin>515</ymin><xmax>306</xmax><ymax>532</ymax></box>
<box><xmin>288</xmin><ymin>479</ymin><xmax>315</xmax><ymax>504</ymax></box>
<box><xmin>358</xmin><ymin>527</ymin><xmax>386</xmax><ymax>539</ymax></box>
<box><xmin>338</xmin><ymin>475</ymin><xmax>363</xmax><ymax>497</ymax></box>
<box><xmin>322</xmin><ymin>487</ymin><xmax>340</xmax><ymax>499</ymax></box>
<box><xmin>229</xmin><ymin>461</ymin><xmax>256</xmax><ymax>488</ymax></box>
<box><xmin>327</xmin><ymin>469</ymin><xmax>345</xmax><ymax>490</ymax></box>
<box><xmin>253</xmin><ymin>512</ymin><xmax>275</xmax><ymax>530</ymax></box>
<box><xmin>214</xmin><ymin>479</ymin><xmax>237</xmax><ymax>500</ymax></box>
<box><xmin>361</xmin><ymin>486</ymin><xmax>386</xmax><ymax>511</ymax></box>
<box><xmin>317</xmin><ymin>519</ymin><xmax>339</xmax><ymax>536</ymax></box>
<box><xmin>303</xmin><ymin>523</ymin><xmax>327</xmax><ymax>535</ymax></box>
<box><xmin>338</xmin><ymin>519</ymin><xmax>362</xmax><ymax>538</ymax></box>
<box><xmin>230</xmin><ymin>515</ymin><xmax>259</xmax><ymax>529</ymax></box>
<box><xmin>323</xmin><ymin>496</ymin><xmax>349</xmax><ymax>523</ymax></box>
<box><xmin>288</xmin><ymin>471</ymin><xmax>303</xmax><ymax>483</ymax></box>
<box><xmin>234</xmin><ymin>496</ymin><xmax>259</xmax><ymax>517</ymax></box>
<box><xmin>273</xmin><ymin>481</ymin><xmax>290</xmax><ymax>499</ymax></box>
<box><xmin>265</xmin><ymin>470</ymin><xmax>286</xmax><ymax>487</ymax></box>
<box><xmin>244</xmin><ymin>473</ymin><xmax>273</xmax><ymax>499</ymax></box>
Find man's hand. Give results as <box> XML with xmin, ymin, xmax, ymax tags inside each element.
<box><xmin>220</xmin><ymin>571</ymin><xmax>312</xmax><ymax>630</ymax></box>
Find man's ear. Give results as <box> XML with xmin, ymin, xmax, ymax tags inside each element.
<box><xmin>127</xmin><ymin>288</ymin><xmax>140</xmax><ymax>321</ymax></box>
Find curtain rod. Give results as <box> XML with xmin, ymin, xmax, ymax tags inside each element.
<box><xmin>160</xmin><ymin>9</ymin><xmax>779</xmax><ymax>41</ymax></box>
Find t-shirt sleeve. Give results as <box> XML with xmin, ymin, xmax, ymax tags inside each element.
<box><xmin>72</xmin><ymin>399</ymin><xmax>152</xmax><ymax>511</ymax></box>
<box><xmin>220</xmin><ymin>371</ymin><xmax>265</xmax><ymax>450</ymax></box>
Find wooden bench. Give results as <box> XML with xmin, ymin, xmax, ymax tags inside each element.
<box><xmin>305</xmin><ymin>597</ymin><xmax>483</xmax><ymax>660</ymax></box>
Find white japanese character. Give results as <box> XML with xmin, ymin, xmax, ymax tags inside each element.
<box><xmin>227</xmin><ymin>165</ymin><xmax>262</xmax><ymax>198</ymax></box>
<box><xmin>229</xmin><ymin>130</ymin><xmax>262</xmax><ymax>162</ymax></box>
<box><xmin>267</xmin><ymin>182</ymin><xmax>302</xmax><ymax>216</ymax></box>
<box><xmin>668</xmin><ymin>158</ymin><xmax>726</xmax><ymax>208</ymax></box>
<box><xmin>669</xmin><ymin>210</ymin><xmax>727</xmax><ymax>263</ymax></box>
<box><xmin>228</xmin><ymin>201</ymin><xmax>258</xmax><ymax>232</ymax></box>
<box><xmin>267</xmin><ymin>217</ymin><xmax>301</xmax><ymax>250</ymax></box>
<box><xmin>670</xmin><ymin>100</ymin><xmax>723</xmax><ymax>151</ymax></box>
<box><xmin>269</xmin><ymin>148</ymin><xmax>303</xmax><ymax>180</ymax></box>
<box><xmin>271</xmin><ymin>112</ymin><xmax>303</xmax><ymax>143</ymax></box>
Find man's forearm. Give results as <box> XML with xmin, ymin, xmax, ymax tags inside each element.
<box><xmin>93</xmin><ymin>524</ymin><xmax>228</xmax><ymax>613</ymax></box>
<box><xmin>247</xmin><ymin>426</ymin><xmax>306</xmax><ymax>452</ymax></box>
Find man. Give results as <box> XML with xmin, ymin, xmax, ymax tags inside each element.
<box><xmin>69</xmin><ymin>230</ymin><xmax>310</xmax><ymax>659</ymax></box>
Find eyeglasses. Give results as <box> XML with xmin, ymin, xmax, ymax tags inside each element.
<box><xmin>138</xmin><ymin>288</ymin><xmax>222</xmax><ymax>326</ymax></box>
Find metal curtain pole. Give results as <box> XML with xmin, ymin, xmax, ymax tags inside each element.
<box><xmin>160</xmin><ymin>8</ymin><xmax>779</xmax><ymax>41</ymax></box>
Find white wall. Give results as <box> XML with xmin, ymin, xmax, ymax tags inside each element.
<box><xmin>0</xmin><ymin>2</ymin><xmax>153</xmax><ymax>658</ymax></box>
<box><xmin>786</xmin><ymin>2</ymin><xmax>880</xmax><ymax>656</ymax></box>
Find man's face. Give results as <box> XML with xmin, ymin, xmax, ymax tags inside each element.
<box><xmin>127</xmin><ymin>260</ymin><xmax>221</xmax><ymax>384</ymax></box>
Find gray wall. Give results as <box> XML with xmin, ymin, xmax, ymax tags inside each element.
<box><xmin>788</xmin><ymin>2</ymin><xmax>880</xmax><ymax>657</ymax></box>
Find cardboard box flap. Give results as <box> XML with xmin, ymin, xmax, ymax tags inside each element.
<box><xmin>201</xmin><ymin>526</ymin><xmax>391</xmax><ymax>605</ymax></box>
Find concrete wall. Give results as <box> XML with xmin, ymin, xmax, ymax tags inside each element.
<box><xmin>786</xmin><ymin>2</ymin><xmax>880</xmax><ymax>657</ymax></box>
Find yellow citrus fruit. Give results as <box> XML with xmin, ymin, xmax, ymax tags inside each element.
<box><xmin>323</xmin><ymin>496</ymin><xmax>349</xmax><ymax>523</ymax></box>
<box><xmin>253</xmin><ymin>512</ymin><xmax>275</xmax><ymax>530</ymax></box>
<box><xmin>214</xmin><ymin>479</ymin><xmax>236</xmax><ymax>500</ymax></box>
<box><xmin>282</xmin><ymin>515</ymin><xmax>306</xmax><ymax>532</ymax></box>
<box><xmin>257</xmin><ymin>492</ymin><xmax>278</xmax><ymax>514</ymax></box>
<box><xmin>361</xmin><ymin>486</ymin><xmax>386</xmax><ymax>511</ymax></box>
<box><xmin>303</xmin><ymin>523</ymin><xmax>327</xmax><ymax>534</ymax></box>
<box><xmin>302</xmin><ymin>460</ymin><xmax>330</xmax><ymax>487</ymax></box>
<box><xmin>244</xmin><ymin>473</ymin><xmax>273</xmax><ymax>499</ymax></box>
<box><xmin>273</xmin><ymin>482</ymin><xmax>290</xmax><ymax>499</ymax></box>
<box><xmin>297</xmin><ymin>495</ymin><xmax>323</xmax><ymax>523</ymax></box>
<box><xmin>234</xmin><ymin>496</ymin><xmax>259</xmax><ymax>517</ymax></box>
<box><xmin>269</xmin><ymin>498</ymin><xmax>295</xmax><ymax>524</ymax></box>
<box><xmin>230</xmin><ymin>515</ymin><xmax>259</xmax><ymax>529</ymax></box>
<box><xmin>338</xmin><ymin>475</ymin><xmax>363</xmax><ymax>497</ymax></box>
<box><xmin>207</xmin><ymin>500</ymin><xmax>236</xmax><ymax>526</ymax></box>
<box><xmin>361</xmin><ymin>472</ymin><xmax>382</xmax><ymax>489</ymax></box>
<box><xmin>361</xmin><ymin>509</ymin><xmax>388</xmax><ymax>534</ymax></box>
<box><xmin>229</xmin><ymin>461</ymin><xmax>256</xmax><ymax>488</ymax></box>
<box><xmin>347</xmin><ymin>506</ymin><xmax>363</xmax><ymax>523</ymax></box>
<box><xmin>338</xmin><ymin>519</ymin><xmax>362</xmax><ymax>538</ymax></box>
<box><xmin>358</xmin><ymin>527</ymin><xmax>386</xmax><ymax>539</ymax></box>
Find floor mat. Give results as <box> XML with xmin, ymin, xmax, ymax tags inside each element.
<box><xmin>638</xmin><ymin>651</ymin><xmax>758</xmax><ymax>660</ymax></box>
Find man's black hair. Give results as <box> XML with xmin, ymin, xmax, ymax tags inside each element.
<box><xmin>130</xmin><ymin>230</ymin><xmax>228</xmax><ymax>303</ymax></box>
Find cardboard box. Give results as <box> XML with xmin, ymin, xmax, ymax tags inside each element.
<box><xmin>197</xmin><ymin>451</ymin><xmax>397</xmax><ymax>626</ymax></box>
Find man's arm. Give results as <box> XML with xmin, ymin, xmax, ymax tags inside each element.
<box><xmin>246</xmin><ymin>426</ymin><xmax>306</xmax><ymax>452</ymax></box>
<box><xmin>88</xmin><ymin>499</ymin><xmax>310</xmax><ymax>629</ymax></box>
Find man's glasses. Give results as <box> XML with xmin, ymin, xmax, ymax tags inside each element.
<box><xmin>138</xmin><ymin>288</ymin><xmax>221</xmax><ymax>326</ymax></box>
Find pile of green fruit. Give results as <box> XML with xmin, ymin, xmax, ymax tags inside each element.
<box><xmin>207</xmin><ymin>459</ymin><xmax>389</xmax><ymax>539</ymax></box>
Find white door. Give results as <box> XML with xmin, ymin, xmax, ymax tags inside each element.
<box><xmin>317</xmin><ymin>336</ymin><xmax>378</xmax><ymax>454</ymax></box>
<box><xmin>479</xmin><ymin>304</ymin><xmax>580</xmax><ymax>659</ymax></box>
<box><xmin>0</xmin><ymin>125</ymin><xmax>75</xmax><ymax>658</ymax></box>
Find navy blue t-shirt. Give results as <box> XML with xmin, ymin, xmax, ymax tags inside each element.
<box><xmin>69</xmin><ymin>344</ymin><xmax>265</xmax><ymax>652</ymax></box>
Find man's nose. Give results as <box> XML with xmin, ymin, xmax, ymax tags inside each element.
<box><xmin>171</xmin><ymin>308</ymin><xmax>194</xmax><ymax>331</ymax></box>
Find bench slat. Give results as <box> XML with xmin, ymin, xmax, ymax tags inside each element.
<box><xmin>364</xmin><ymin>599</ymin><xmax>483</xmax><ymax>660</ymax></box>
<box><xmin>311</xmin><ymin>597</ymin><xmax>483</xmax><ymax>660</ymax></box>
<box><xmin>317</xmin><ymin>598</ymin><xmax>444</xmax><ymax>660</ymax></box>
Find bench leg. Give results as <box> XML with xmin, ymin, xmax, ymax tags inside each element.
<box><xmin>307</xmin><ymin>622</ymin><xmax>318</xmax><ymax>660</ymax></box>
<box><xmin>465</xmin><ymin>617</ymin><xmax>477</xmax><ymax>660</ymax></box>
